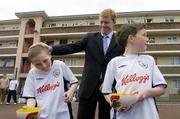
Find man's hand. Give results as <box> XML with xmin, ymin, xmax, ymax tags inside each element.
<box><xmin>30</xmin><ymin>42</ymin><xmax>51</xmax><ymax>51</ymax></box>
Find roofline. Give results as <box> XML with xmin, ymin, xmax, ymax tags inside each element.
<box><xmin>1</xmin><ymin>10</ymin><xmax>180</xmax><ymax>22</ymax></box>
<box><xmin>0</xmin><ymin>19</ymin><xmax>20</xmax><ymax>24</ymax></box>
<box><xmin>47</xmin><ymin>10</ymin><xmax>180</xmax><ymax>21</ymax></box>
<box><xmin>117</xmin><ymin>10</ymin><xmax>180</xmax><ymax>17</ymax></box>
<box><xmin>15</xmin><ymin>11</ymin><xmax>48</xmax><ymax>19</ymax></box>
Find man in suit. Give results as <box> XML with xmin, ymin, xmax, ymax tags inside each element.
<box><xmin>31</xmin><ymin>9</ymin><xmax>123</xmax><ymax>119</ymax></box>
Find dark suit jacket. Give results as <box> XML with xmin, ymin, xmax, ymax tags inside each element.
<box><xmin>52</xmin><ymin>32</ymin><xmax>124</xmax><ymax>99</ymax></box>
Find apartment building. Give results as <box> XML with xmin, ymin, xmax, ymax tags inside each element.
<box><xmin>0</xmin><ymin>10</ymin><xmax>180</xmax><ymax>102</ymax></box>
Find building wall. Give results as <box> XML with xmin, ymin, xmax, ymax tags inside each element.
<box><xmin>0</xmin><ymin>10</ymin><xmax>180</xmax><ymax>101</ymax></box>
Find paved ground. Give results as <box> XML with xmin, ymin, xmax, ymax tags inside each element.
<box><xmin>0</xmin><ymin>102</ymin><xmax>180</xmax><ymax>119</ymax></box>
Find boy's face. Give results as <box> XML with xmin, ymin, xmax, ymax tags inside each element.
<box><xmin>31</xmin><ymin>52</ymin><xmax>52</xmax><ymax>72</ymax></box>
<box><xmin>99</xmin><ymin>16</ymin><xmax>115</xmax><ymax>35</ymax></box>
<box><xmin>132</xmin><ymin>29</ymin><xmax>149</xmax><ymax>52</ymax></box>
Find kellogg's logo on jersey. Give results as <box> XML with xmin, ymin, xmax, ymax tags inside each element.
<box><xmin>121</xmin><ymin>73</ymin><xmax>149</xmax><ymax>86</ymax></box>
<box><xmin>37</xmin><ymin>81</ymin><xmax>60</xmax><ymax>94</ymax></box>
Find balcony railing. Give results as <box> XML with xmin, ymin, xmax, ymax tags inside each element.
<box><xmin>147</xmin><ymin>43</ymin><xmax>180</xmax><ymax>51</ymax></box>
<box><xmin>0</xmin><ymin>47</ymin><xmax>17</xmax><ymax>54</ymax></box>
<box><xmin>0</xmin><ymin>67</ymin><xmax>14</xmax><ymax>74</ymax></box>
<box><xmin>158</xmin><ymin>65</ymin><xmax>180</xmax><ymax>74</ymax></box>
<box><xmin>0</xmin><ymin>30</ymin><xmax>19</xmax><ymax>36</ymax></box>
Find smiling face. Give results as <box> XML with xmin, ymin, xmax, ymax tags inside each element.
<box><xmin>99</xmin><ymin>16</ymin><xmax>115</xmax><ymax>35</ymax></box>
<box><xmin>99</xmin><ymin>9</ymin><xmax>116</xmax><ymax>35</ymax></box>
<box><xmin>31</xmin><ymin>51</ymin><xmax>52</xmax><ymax>72</ymax></box>
<box><xmin>131</xmin><ymin>29</ymin><xmax>149</xmax><ymax>52</ymax></box>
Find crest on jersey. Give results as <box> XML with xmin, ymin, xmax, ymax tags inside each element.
<box><xmin>53</xmin><ymin>69</ymin><xmax>60</xmax><ymax>78</ymax></box>
<box><xmin>138</xmin><ymin>60</ymin><xmax>148</xmax><ymax>69</ymax></box>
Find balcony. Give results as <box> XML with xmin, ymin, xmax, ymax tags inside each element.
<box><xmin>142</xmin><ymin>51</ymin><xmax>180</xmax><ymax>56</ymax></box>
<box><xmin>146</xmin><ymin>22</ymin><xmax>180</xmax><ymax>30</ymax></box>
<box><xmin>40</xmin><ymin>23</ymin><xmax>180</xmax><ymax>38</ymax></box>
<box><xmin>0</xmin><ymin>47</ymin><xmax>17</xmax><ymax>54</ymax></box>
<box><xmin>147</xmin><ymin>43</ymin><xmax>180</xmax><ymax>51</ymax></box>
<box><xmin>0</xmin><ymin>67</ymin><xmax>14</xmax><ymax>74</ymax></box>
<box><xmin>0</xmin><ymin>30</ymin><xmax>19</xmax><ymax>36</ymax></box>
<box><xmin>41</xmin><ymin>25</ymin><xmax>99</xmax><ymax>34</ymax></box>
<box><xmin>158</xmin><ymin>65</ymin><xmax>180</xmax><ymax>75</ymax></box>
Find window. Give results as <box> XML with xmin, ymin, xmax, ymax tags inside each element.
<box><xmin>167</xmin><ymin>37</ymin><xmax>177</xmax><ymax>43</ymax></box>
<box><xmin>5</xmin><ymin>59</ymin><xmax>15</xmax><ymax>67</ymax></box>
<box><xmin>145</xmin><ymin>18</ymin><xmax>153</xmax><ymax>23</ymax></box>
<box><xmin>171</xmin><ymin>57</ymin><xmax>180</xmax><ymax>65</ymax></box>
<box><xmin>149</xmin><ymin>37</ymin><xmax>155</xmax><ymax>43</ymax></box>
<box><xmin>9</xmin><ymin>43</ymin><xmax>17</xmax><ymax>47</ymax></box>
<box><xmin>165</xmin><ymin>17</ymin><xmax>174</xmax><ymax>22</ymax></box>
<box><xmin>62</xmin><ymin>24</ymin><xmax>68</xmax><ymax>27</ymax></box>
<box><xmin>127</xmin><ymin>19</ymin><xmax>134</xmax><ymax>24</ymax></box>
<box><xmin>0</xmin><ymin>59</ymin><xmax>5</xmax><ymax>67</ymax></box>
<box><xmin>12</xmin><ymin>26</ymin><xmax>19</xmax><ymax>30</ymax></box>
<box><xmin>89</xmin><ymin>22</ymin><xmax>95</xmax><ymax>26</ymax></box>
<box><xmin>172</xmin><ymin>80</ymin><xmax>180</xmax><ymax>90</ymax></box>
<box><xmin>49</xmin><ymin>23</ymin><xmax>56</xmax><ymax>28</ymax></box>
<box><xmin>59</xmin><ymin>39</ymin><xmax>67</xmax><ymax>44</ymax></box>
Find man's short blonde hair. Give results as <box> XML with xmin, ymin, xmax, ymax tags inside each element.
<box><xmin>99</xmin><ymin>8</ymin><xmax>117</xmax><ymax>23</ymax></box>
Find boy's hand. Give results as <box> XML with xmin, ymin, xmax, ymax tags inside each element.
<box><xmin>133</xmin><ymin>89</ymin><xmax>149</xmax><ymax>102</ymax></box>
<box><xmin>63</xmin><ymin>91</ymin><xmax>74</xmax><ymax>103</ymax></box>
<box><xmin>112</xmin><ymin>100</ymin><xmax>133</xmax><ymax>113</ymax></box>
<box><xmin>22</xmin><ymin>105</ymin><xmax>34</xmax><ymax>108</ymax></box>
<box><xmin>115</xmin><ymin>103</ymin><xmax>133</xmax><ymax>113</ymax></box>
<box><xmin>109</xmin><ymin>95</ymin><xmax>133</xmax><ymax>113</ymax></box>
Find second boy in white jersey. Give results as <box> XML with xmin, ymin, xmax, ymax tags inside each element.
<box><xmin>102</xmin><ymin>24</ymin><xmax>167</xmax><ymax>119</ymax></box>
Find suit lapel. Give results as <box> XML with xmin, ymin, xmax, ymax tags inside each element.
<box><xmin>95</xmin><ymin>33</ymin><xmax>104</xmax><ymax>54</ymax></box>
<box><xmin>106</xmin><ymin>33</ymin><xmax>116</xmax><ymax>55</ymax></box>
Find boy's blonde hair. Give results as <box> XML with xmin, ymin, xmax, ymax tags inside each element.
<box><xmin>28</xmin><ymin>45</ymin><xmax>50</xmax><ymax>62</ymax></box>
<box><xmin>99</xmin><ymin>8</ymin><xmax>117</xmax><ymax>23</ymax></box>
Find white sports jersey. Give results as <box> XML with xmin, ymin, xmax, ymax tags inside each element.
<box><xmin>102</xmin><ymin>55</ymin><xmax>167</xmax><ymax>119</ymax></box>
<box><xmin>23</xmin><ymin>60</ymin><xmax>78</xmax><ymax>119</ymax></box>
<box><xmin>9</xmin><ymin>80</ymin><xmax>18</xmax><ymax>90</ymax></box>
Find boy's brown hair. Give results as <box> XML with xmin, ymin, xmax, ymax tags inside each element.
<box><xmin>116</xmin><ymin>24</ymin><xmax>147</xmax><ymax>53</ymax></box>
<box><xmin>28</xmin><ymin>45</ymin><xmax>50</xmax><ymax>62</ymax></box>
<box><xmin>100</xmin><ymin>8</ymin><xmax>117</xmax><ymax>23</ymax></box>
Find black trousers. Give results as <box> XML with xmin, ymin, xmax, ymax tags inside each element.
<box><xmin>7</xmin><ymin>90</ymin><xmax>17</xmax><ymax>103</ymax></box>
<box><xmin>77</xmin><ymin>81</ymin><xmax>111</xmax><ymax>119</ymax></box>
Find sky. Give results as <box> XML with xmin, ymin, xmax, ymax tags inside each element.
<box><xmin>1</xmin><ymin>0</ymin><xmax>180</xmax><ymax>20</ymax></box>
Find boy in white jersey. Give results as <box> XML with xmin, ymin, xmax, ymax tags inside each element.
<box><xmin>102</xmin><ymin>24</ymin><xmax>167</xmax><ymax>119</ymax></box>
<box><xmin>22</xmin><ymin>45</ymin><xmax>78</xmax><ymax>119</ymax></box>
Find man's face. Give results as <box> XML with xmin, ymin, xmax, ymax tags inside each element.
<box><xmin>99</xmin><ymin>16</ymin><xmax>115</xmax><ymax>35</ymax></box>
